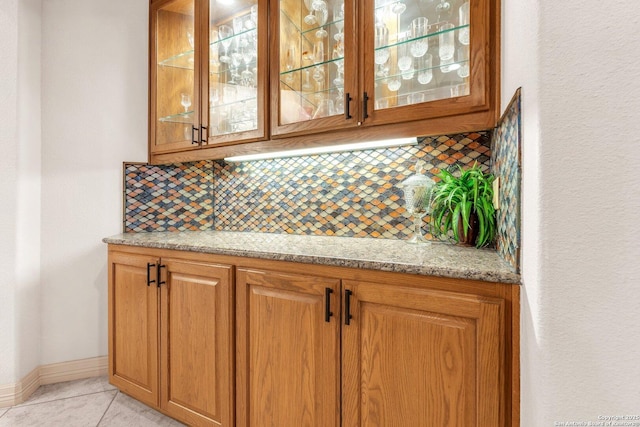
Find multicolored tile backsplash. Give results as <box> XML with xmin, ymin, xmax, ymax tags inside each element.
<box><xmin>213</xmin><ymin>133</ymin><xmax>491</xmax><ymax>239</ymax></box>
<box><xmin>123</xmin><ymin>92</ymin><xmax>522</xmax><ymax>272</ymax></box>
<box><xmin>124</xmin><ymin>132</ymin><xmax>492</xmax><ymax>240</ymax></box>
<box><xmin>491</xmin><ymin>89</ymin><xmax>522</xmax><ymax>272</ymax></box>
<box><xmin>123</xmin><ymin>161</ymin><xmax>213</xmax><ymax>232</ymax></box>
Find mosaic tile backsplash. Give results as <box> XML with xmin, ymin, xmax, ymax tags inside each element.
<box><xmin>124</xmin><ymin>93</ymin><xmax>523</xmax><ymax>271</ymax></box>
<box><xmin>213</xmin><ymin>133</ymin><xmax>491</xmax><ymax>239</ymax></box>
<box><xmin>491</xmin><ymin>89</ymin><xmax>522</xmax><ymax>272</ymax></box>
<box><xmin>123</xmin><ymin>161</ymin><xmax>213</xmax><ymax>232</ymax></box>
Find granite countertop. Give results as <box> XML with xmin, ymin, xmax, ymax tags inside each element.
<box><xmin>103</xmin><ymin>231</ymin><xmax>520</xmax><ymax>284</ymax></box>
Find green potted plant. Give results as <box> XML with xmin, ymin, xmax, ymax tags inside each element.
<box><xmin>429</xmin><ymin>163</ymin><xmax>497</xmax><ymax>248</ymax></box>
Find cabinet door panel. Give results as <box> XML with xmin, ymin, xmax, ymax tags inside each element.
<box><xmin>342</xmin><ymin>280</ymin><xmax>503</xmax><ymax>427</ymax></box>
<box><xmin>160</xmin><ymin>259</ymin><xmax>234</xmax><ymax>427</ymax></box>
<box><xmin>108</xmin><ymin>252</ymin><xmax>159</xmax><ymax>407</ymax></box>
<box><xmin>151</xmin><ymin>0</ymin><xmax>200</xmax><ymax>154</ymax></box>
<box><xmin>270</xmin><ymin>0</ymin><xmax>358</xmax><ymax>137</ymax></box>
<box><xmin>236</xmin><ymin>268</ymin><xmax>340</xmax><ymax>427</ymax></box>
<box><xmin>362</xmin><ymin>0</ymin><xmax>496</xmax><ymax>127</ymax></box>
<box><xmin>202</xmin><ymin>0</ymin><xmax>268</xmax><ymax>145</ymax></box>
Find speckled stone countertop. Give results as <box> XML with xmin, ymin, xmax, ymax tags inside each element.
<box><xmin>103</xmin><ymin>231</ymin><xmax>520</xmax><ymax>284</ymax></box>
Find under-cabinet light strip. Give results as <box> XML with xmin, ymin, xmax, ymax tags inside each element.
<box><xmin>224</xmin><ymin>137</ymin><xmax>419</xmax><ymax>162</ymax></box>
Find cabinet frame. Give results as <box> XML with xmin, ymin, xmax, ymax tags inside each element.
<box><xmin>108</xmin><ymin>244</ymin><xmax>519</xmax><ymax>426</ymax></box>
<box><xmin>149</xmin><ymin>0</ymin><xmax>269</xmax><ymax>158</ymax></box>
<box><xmin>108</xmin><ymin>246</ymin><xmax>235</xmax><ymax>426</ymax></box>
<box><xmin>359</xmin><ymin>0</ymin><xmax>499</xmax><ymax>127</ymax></box>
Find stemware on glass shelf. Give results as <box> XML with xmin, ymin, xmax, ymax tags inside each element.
<box><xmin>374</xmin><ymin>22</ymin><xmax>390</xmax><ymax>65</ymax></box>
<box><xmin>218</xmin><ymin>25</ymin><xmax>233</xmax><ymax>63</ymax></box>
<box><xmin>180</xmin><ymin>93</ymin><xmax>192</xmax><ymax>112</ymax></box>
<box><xmin>314</xmin><ymin>5</ymin><xmax>329</xmax><ymax>38</ymax></box>
<box><xmin>458</xmin><ymin>1</ymin><xmax>470</xmax><ymax>45</ymax></box>
<box><xmin>438</xmin><ymin>23</ymin><xmax>455</xmax><ymax>60</ymax></box>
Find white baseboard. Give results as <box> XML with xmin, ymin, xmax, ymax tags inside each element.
<box><xmin>0</xmin><ymin>356</ymin><xmax>108</xmax><ymax>408</ymax></box>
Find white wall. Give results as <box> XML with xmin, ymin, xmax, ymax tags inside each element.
<box><xmin>40</xmin><ymin>0</ymin><xmax>148</xmax><ymax>364</ymax></box>
<box><xmin>0</xmin><ymin>0</ymin><xmax>42</xmax><ymax>385</ymax></box>
<box><xmin>16</xmin><ymin>0</ymin><xmax>43</xmax><ymax>382</ymax></box>
<box><xmin>0</xmin><ymin>0</ymin><xmax>20</xmax><ymax>385</ymax></box>
<box><xmin>503</xmin><ymin>0</ymin><xmax>640</xmax><ymax>424</ymax></box>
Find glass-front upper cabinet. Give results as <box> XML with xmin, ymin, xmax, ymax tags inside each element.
<box><xmin>270</xmin><ymin>0</ymin><xmax>358</xmax><ymax>137</ymax></box>
<box><xmin>203</xmin><ymin>0</ymin><xmax>267</xmax><ymax>145</ymax></box>
<box><xmin>151</xmin><ymin>0</ymin><xmax>200</xmax><ymax>154</ymax></box>
<box><xmin>362</xmin><ymin>0</ymin><xmax>496</xmax><ymax>128</ymax></box>
<box><xmin>151</xmin><ymin>0</ymin><xmax>267</xmax><ymax>157</ymax></box>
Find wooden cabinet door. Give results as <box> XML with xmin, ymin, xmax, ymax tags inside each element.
<box><xmin>150</xmin><ymin>0</ymin><xmax>201</xmax><ymax>155</ymax></box>
<box><xmin>201</xmin><ymin>0</ymin><xmax>269</xmax><ymax>146</ymax></box>
<box><xmin>342</xmin><ymin>280</ymin><xmax>504</xmax><ymax>427</ymax></box>
<box><xmin>108</xmin><ymin>251</ymin><xmax>160</xmax><ymax>407</ymax></box>
<box><xmin>159</xmin><ymin>258</ymin><xmax>234</xmax><ymax>427</ymax></box>
<box><xmin>359</xmin><ymin>0</ymin><xmax>499</xmax><ymax>132</ymax></box>
<box><xmin>236</xmin><ymin>268</ymin><xmax>340</xmax><ymax>427</ymax></box>
<box><xmin>269</xmin><ymin>0</ymin><xmax>359</xmax><ymax>138</ymax></box>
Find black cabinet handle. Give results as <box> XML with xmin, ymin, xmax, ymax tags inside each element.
<box><xmin>362</xmin><ymin>92</ymin><xmax>369</xmax><ymax>120</ymax></box>
<box><xmin>325</xmin><ymin>288</ymin><xmax>334</xmax><ymax>322</ymax></box>
<box><xmin>200</xmin><ymin>125</ymin><xmax>208</xmax><ymax>143</ymax></box>
<box><xmin>157</xmin><ymin>264</ymin><xmax>166</xmax><ymax>287</ymax></box>
<box><xmin>345</xmin><ymin>92</ymin><xmax>353</xmax><ymax>120</ymax></box>
<box><xmin>146</xmin><ymin>263</ymin><xmax>156</xmax><ymax>287</ymax></box>
<box><xmin>345</xmin><ymin>289</ymin><xmax>353</xmax><ymax>325</ymax></box>
<box><xmin>191</xmin><ymin>126</ymin><xmax>199</xmax><ymax>145</ymax></box>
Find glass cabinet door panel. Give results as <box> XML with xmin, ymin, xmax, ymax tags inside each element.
<box><xmin>153</xmin><ymin>0</ymin><xmax>198</xmax><ymax>152</ymax></box>
<box><xmin>278</xmin><ymin>0</ymin><xmax>349</xmax><ymax>125</ymax></box>
<box><xmin>372</xmin><ymin>0</ymin><xmax>470</xmax><ymax>112</ymax></box>
<box><xmin>209</xmin><ymin>0</ymin><xmax>260</xmax><ymax>138</ymax></box>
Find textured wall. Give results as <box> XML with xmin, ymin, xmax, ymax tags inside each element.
<box><xmin>40</xmin><ymin>0</ymin><xmax>148</xmax><ymax>365</ymax></box>
<box><xmin>503</xmin><ymin>0</ymin><xmax>640</xmax><ymax>424</ymax></box>
<box><xmin>0</xmin><ymin>0</ymin><xmax>44</xmax><ymax>386</ymax></box>
<box><xmin>0</xmin><ymin>0</ymin><xmax>20</xmax><ymax>385</ymax></box>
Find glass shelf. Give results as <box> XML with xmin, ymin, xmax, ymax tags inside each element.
<box><xmin>159</xmin><ymin>110</ymin><xmax>195</xmax><ymax>124</ymax></box>
<box><xmin>280</xmin><ymin>78</ymin><xmax>344</xmax><ymax>109</ymax></box>
<box><xmin>158</xmin><ymin>50</ymin><xmax>195</xmax><ymax>69</ymax></box>
<box><xmin>210</xmin><ymin>26</ymin><xmax>257</xmax><ymax>49</ymax></box>
<box><xmin>210</xmin><ymin>95</ymin><xmax>258</xmax><ymax>111</ymax></box>
<box><xmin>374</xmin><ymin>59</ymin><xmax>468</xmax><ymax>83</ymax></box>
<box><xmin>374</xmin><ymin>23</ymin><xmax>468</xmax><ymax>53</ymax></box>
<box><xmin>279</xmin><ymin>55</ymin><xmax>345</xmax><ymax>77</ymax></box>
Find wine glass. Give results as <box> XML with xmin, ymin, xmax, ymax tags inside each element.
<box><xmin>314</xmin><ymin>5</ymin><xmax>329</xmax><ymax>38</ymax></box>
<box><xmin>333</xmin><ymin>3</ymin><xmax>344</xmax><ymax>41</ymax></box>
<box><xmin>304</xmin><ymin>0</ymin><xmax>317</xmax><ymax>25</ymax></box>
<box><xmin>187</xmin><ymin>30</ymin><xmax>194</xmax><ymax>50</ymax></box>
<box><xmin>284</xmin><ymin>42</ymin><xmax>297</xmax><ymax>83</ymax></box>
<box><xmin>391</xmin><ymin>0</ymin><xmax>406</xmax><ymax>15</ymax></box>
<box><xmin>218</xmin><ymin>25</ymin><xmax>233</xmax><ymax>63</ymax></box>
<box><xmin>387</xmin><ymin>62</ymin><xmax>401</xmax><ymax>91</ymax></box>
<box><xmin>180</xmin><ymin>93</ymin><xmax>192</xmax><ymax>112</ymax></box>
<box><xmin>241</xmin><ymin>40</ymin><xmax>256</xmax><ymax>86</ymax></box>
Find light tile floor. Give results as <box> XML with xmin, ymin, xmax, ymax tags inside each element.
<box><xmin>0</xmin><ymin>376</ymin><xmax>185</xmax><ymax>426</ymax></box>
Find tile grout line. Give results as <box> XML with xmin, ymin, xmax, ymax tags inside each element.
<box><xmin>14</xmin><ymin>389</ymin><xmax>118</xmax><ymax>409</ymax></box>
<box><xmin>96</xmin><ymin>390</ymin><xmax>119</xmax><ymax>427</ymax></box>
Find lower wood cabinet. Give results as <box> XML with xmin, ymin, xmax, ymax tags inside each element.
<box><xmin>108</xmin><ymin>249</ymin><xmax>234</xmax><ymax>427</ymax></box>
<box><xmin>235</xmin><ymin>268</ymin><xmax>341</xmax><ymax>427</ymax></box>
<box><xmin>341</xmin><ymin>280</ymin><xmax>504</xmax><ymax>427</ymax></box>
<box><xmin>108</xmin><ymin>245</ymin><xmax>518</xmax><ymax>427</ymax></box>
